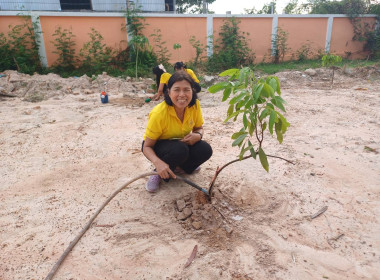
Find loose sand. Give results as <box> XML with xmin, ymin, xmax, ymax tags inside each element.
<box><xmin>0</xmin><ymin>67</ymin><xmax>379</xmax><ymax>280</ymax></box>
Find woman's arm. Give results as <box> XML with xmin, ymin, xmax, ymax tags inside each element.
<box><xmin>152</xmin><ymin>83</ymin><xmax>165</xmax><ymax>101</ymax></box>
<box><xmin>142</xmin><ymin>137</ymin><xmax>176</xmax><ymax>179</ymax></box>
<box><xmin>181</xmin><ymin>126</ymin><xmax>204</xmax><ymax>146</ymax></box>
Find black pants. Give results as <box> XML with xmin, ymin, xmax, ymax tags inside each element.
<box><xmin>142</xmin><ymin>140</ymin><xmax>212</xmax><ymax>174</ymax></box>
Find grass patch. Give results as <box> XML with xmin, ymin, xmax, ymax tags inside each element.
<box><xmin>253</xmin><ymin>58</ymin><xmax>380</xmax><ymax>75</ymax></box>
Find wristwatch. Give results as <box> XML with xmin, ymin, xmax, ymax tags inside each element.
<box><xmin>194</xmin><ymin>131</ymin><xmax>203</xmax><ymax>139</ymax></box>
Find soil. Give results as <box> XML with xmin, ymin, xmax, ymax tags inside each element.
<box><xmin>1</xmin><ymin>66</ymin><xmax>379</xmax><ymax>280</ymax></box>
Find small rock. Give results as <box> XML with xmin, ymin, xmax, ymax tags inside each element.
<box><xmin>84</xmin><ymin>89</ymin><xmax>93</xmax><ymax>94</ymax></box>
<box><xmin>224</xmin><ymin>225</ymin><xmax>233</xmax><ymax>234</ymax></box>
<box><xmin>192</xmin><ymin>221</ymin><xmax>202</xmax><ymax>230</ymax></box>
<box><xmin>176</xmin><ymin>199</ymin><xmax>186</xmax><ymax>212</ymax></box>
<box><xmin>72</xmin><ymin>89</ymin><xmax>81</xmax><ymax>95</ymax></box>
<box><xmin>343</xmin><ymin>67</ymin><xmax>354</xmax><ymax>76</ymax></box>
<box><xmin>304</xmin><ymin>68</ymin><xmax>316</xmax><ymax>76</ymax></box>
<box><xmin>177</xmin><ymin>207</ymin><xmax>192</xmax><ymax>220</ymax></box>
<box><xmin>203</xmin><ymin>75</ymin><xmax>217</xmax><ymax>85</ymax></box>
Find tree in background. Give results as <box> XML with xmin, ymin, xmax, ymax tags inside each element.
<box><xmin>176</xmin><ymin>0</ymin><xmax>216</xmax><ymax>14</ymax></box>
<box><xmin>244</xmin><ymin>1</ymin><xmax>277</xmax><ymax>14</ymax></box>
<box><xmin>207</xmin><ymin>17</ymin><xmax>254</xmax><ymax>72</ymax></box>
<box><xmin>283</xmin><ymin>0</ymin><xmax>302</xmax><ymax>14</ymax></box>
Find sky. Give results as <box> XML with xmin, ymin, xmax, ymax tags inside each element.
<box><xmin>208</xmin><ymin>0</ymin><xmax>297</xmax><ymax>14</ymax></box>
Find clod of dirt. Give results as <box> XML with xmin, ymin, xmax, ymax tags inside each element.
<box><xmin>177</xmin><ymin>207</ymin><xmax>192</xmax><ymax>220</ymax></box>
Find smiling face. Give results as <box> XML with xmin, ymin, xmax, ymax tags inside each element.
<box><xmin>168</xmin><ymin>80</ymin><xmax>193</xmax><ymax>111</ymax></box>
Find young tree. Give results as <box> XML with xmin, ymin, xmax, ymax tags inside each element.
<box><xmin>176</xmin><ymin>0</ymin><xmax>216</xmax><ymax>14</ymax></box>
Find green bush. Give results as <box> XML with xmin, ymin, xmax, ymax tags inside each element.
<box><xmin>207</xmin><ymin>17</ymin><xmax>254</xmax><ymax>73</ymax></box>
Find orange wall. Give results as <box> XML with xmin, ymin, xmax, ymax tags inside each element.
<box><xmin>213</xmin><ymin>17</ymin><xmax>273</xmax><ymax>62</ymax></box>
<box><xmin>144</xmin><ymin>17</ymin><xmax>207</xmax><ymax>64</ymax></box>
<box><xmin>0</xmin><ymin>16</ymin><xmax>32</xmax><ymax>36</ymax></box>
<box><xmin>0</xmin><ymin>14</ymin><xmax>377</xmax><ymax>67</ymax></box>
<box><xmin>40</xmin><ymin>16</ymin><xmax>128</xmax><ymax>66</ymax></box>
<box><xmin>330</xmin><ymin>17</ymin><xmax>376</xmax><ymax>59</ymax></box>
<box><xmin>278</xmin><ymin>17</ymin><xmax>327</xmax><ymax>60</ymax></box>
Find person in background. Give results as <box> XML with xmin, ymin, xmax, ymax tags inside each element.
<box><xmin>152</xmin><ymin>62</ymin><xmax>201</xmax><ymax>101</ymax></box>
<box><xmin>142</xmin><ymin>71</ymin><xmax>212</xmax><ymax>193</ymax></box>
<box><xmin>173</xmin><ymin>62</ymin><xmax>201</xmax><ymax>93</ymax></box>
<box><xmin>152</xmin><ymin>64</ymin><xmax>171</xmax><ymax>101</ymax></box>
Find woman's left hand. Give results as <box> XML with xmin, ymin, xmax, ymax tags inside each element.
<box><xmin>181</xmin><ymin>132</ymin><xmax>201</xmax><ymax>145</ymax></box>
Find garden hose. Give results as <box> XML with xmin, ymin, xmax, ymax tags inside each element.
<box><xmin>45</xmin><ymin>171</ymin><xmax>209</xmax><ymax>280</ymax></box>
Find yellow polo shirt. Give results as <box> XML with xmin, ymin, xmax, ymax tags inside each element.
<box><xmin>143</xmin><ymin>99</ymin><xmax>204</xmax><ymax>140</ymax></box>
<box><xmin>159</xmin><ymin>69</ymin><xmax>199</xmax><ymax>85</ymax></box>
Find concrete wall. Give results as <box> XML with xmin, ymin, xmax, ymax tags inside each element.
<box><xmin>0</xmin><ymin>11</ymin><xmax>377</xmax><ymax>67</ymax></box>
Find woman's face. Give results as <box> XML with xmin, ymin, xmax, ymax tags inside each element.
<box><xmin>169</xmin><ymin>80</ymin><xmax>193</xmax><ymax>110</ymax></box>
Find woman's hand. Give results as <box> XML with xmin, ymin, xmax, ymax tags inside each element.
<box><xmin>154</xmin><ymin>160</ymin><xmax>176</xmax><ymax>179</ymax></box>
<box><xmin>181</xmin><ymin>132</ymin><xmax>202</xmax><ymax>145</ymax></box>
<box><xmin>152</xmin><ymin>93</ymin><xmax>161</xmax><ymax>101</ymax></box>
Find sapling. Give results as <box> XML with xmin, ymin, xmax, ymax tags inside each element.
<box><xmin>208</xmin><ymin>67</ymin><xmax>292</xmax><ymax>195</ymax></box>
<box><xmin>321</xmin><ymin>53</ymin><xmax>342</xmax><ymax>87</ymax></box>
<box><xmin>173</xmin><ymin>43</ymin><xmax>181</xmax><ymax>61</ymax></box>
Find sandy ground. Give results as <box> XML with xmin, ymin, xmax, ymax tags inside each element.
<box><xmin>0</xmin><ymin>67</ymin><xmax>379</xmax><ymax>280</ymax></box>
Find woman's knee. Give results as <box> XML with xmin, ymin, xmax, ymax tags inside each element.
<box><xmin>171</xmin><ymin>141</ymin><xmax>190</xmax><ymax>160</ymax></box>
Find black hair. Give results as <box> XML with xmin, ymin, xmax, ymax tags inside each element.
<box><xmin>174</xmin><ymin>61</ymin><xmax>186</xmax><ymax>71</ymax></box>
<box><xmin>164</xmin><ymin>71</ymin><xmax>198</xmax><ymax>107</ymax></box>
<box><xmin>152</xmin><ymin>65</ymin><xmax>165</xmax><ymax>89</ymax></box>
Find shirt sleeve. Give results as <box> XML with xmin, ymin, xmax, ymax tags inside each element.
<box><xmin>144</xmin><ymin>111</ymin><xmax>163</xmax><ymax>140</ymax></box>
<box><xmin>186</xmin><ymin>69</ymin><xmax>200</xmax><ymax>83</ymax></box>
<box><xmin>194</xmin><ymin>100</ymin><xmax>204</xmax><ymax>128</ymax></box>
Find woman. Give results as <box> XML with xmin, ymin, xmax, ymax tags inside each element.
<box><xmin>142</xmin><ymin>71</ymin><xmax>212</xmax><ymax>192</ymax></box>
<box><xmin>152</xmin><ymin>64</ymin><xmax>171</xmax><ymax>101</ymax></box>
<box><xmin>152</xmin><ymin>62</ymin><xmax>201</xmax><ymax>101</ymax></box>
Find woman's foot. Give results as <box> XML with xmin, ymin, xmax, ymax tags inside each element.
<box><xmin>145</xmin><ymin>175</ymin><xmax>161</xmax><ymax>192</ymax></box>
<box><xmin>174</xmin><ymin>166</ymin><xmax>201</xmax><ymax>174</ymax></box>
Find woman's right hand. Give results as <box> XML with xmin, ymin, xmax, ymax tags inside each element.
<box><xmin>155</xmin><ymin>160</ymin><xmax>176</xmax><ymax>179</ymax></box>
<box><xmin>152</xmin><ymin>93</ymin><xmax>161</xmax><ymax>101</ymax></box>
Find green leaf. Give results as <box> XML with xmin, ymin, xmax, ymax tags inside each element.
<box><xmin>219</xmin><ymin>68</ymin><xmax>239</xmax><ymax>77</ymax></box>
<box><xmin>271</xmin><ymin>98</ymin><xmax>286</xmax><ymax>112</ymax></box>
<box><xmin>254</xmin><ymin>83</ymin><xmax>264</xmax><ymax>101</ymax></box>
<box><xmin>268</xmin><ymin>76</ymin><xmax>281</xmax><ymax>94</ymax></box>
<box><xmin>261</xmin><ymin>83</ymin><xmax>275</xmax><ymax>98</ymax></box>
<box><xmin>222</xmin><ymin>86</ymin><xmax>232</xmax><ymax>101</ymax></box>
<box><xmin>277</xmin><ymin>112</ymin><xmax>290</xmax><ymax>133</ymax></box>
<box><xmin>259</xmin><ymin>108</ymin><xmax>269</xmax><ymax>120</ymax></box>
<box><xmin>245</xmin><ymin>98</ymin><xmax>255</xmax><ymax>109</ymax></box>
<box><xmin>208</xmin><ymin>82</ymin><xmax>229</xmax><ymax>93</ymax></box>
<box><xmin>231</xmin><ymin>130</ymin><xmax>246</xmax><ymax>140</ymax></box>
<box><xmin>269</xmin><ymin>110</ymin><xmax>276</xmax><ymax>135</ymax></box>
<box><xmin>258</xmin><ymin>147</ymin><xmax>269</xmax><ymax>172</ymax></box>
<box><xmin>237</xmin><ymin>96</ymin><xmax>249</xmax><ymax>109</ymax></box>
<box><xmin>239</xmin><ymin>141</ymin><xmax>255</xmax><ymax>159</ymax></box>
<box><xmin>243</xmin><ymin>113</ymin><xmax>248</xmax><ymax>129</ymax></box>
<box><xmin>232</xmin><ymin>133</ymin><xmax>247</xmax><ymax>147</ymax></box>
<box><xmin>262</xmin><ymin>122</ymin><xmax>267</xmax><ymax>132</ymax></box>
<box><xmin>229</xmin><ymin>91</ymin><xmax>247</xmax><ymax>105</ymax></box>
<box><xmin>248</xmin><ymin>140</ymin><xmax>256</xmax><ymax>159</ymax></box>
<box><xmin>227</xmin><ymin>104</ymin><xmax>234</xmax><ymax>116</ymax></box>
<box><xmin>268</xmin><ymin>77</ymin><xmax>277</xmax><ymax>92</ymax></box>
<box><xmin>275</xmin><ymin>121</ymin><xmax>284</xmax><ymax>143</ymax></box>
<box><xmin>225</xmin><ymin>109</ymin><xmax>244</xmax><ymax>122</ymax></box>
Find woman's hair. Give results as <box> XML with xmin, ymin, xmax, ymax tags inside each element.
<box><xmin>152</xmin><ymin>64</ymin><xmax>166</xmax><ymax>88</ymax></box>
<box><xmin>164</xmin><ymin>71</ymin><xmax>198</xmax><ymax>107</ymax></box>
<box><xmin>174</xmin><ymin>61</ymin><xmax>186</xmax><ymax>71</ymax></box>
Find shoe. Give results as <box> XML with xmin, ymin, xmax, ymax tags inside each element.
<box><xmin>145</xmin><ymin>175</ymin><xmax>161</xmax><ymax>193</ymax></box>
<box><xmin>174</xmin><ymin>167</ymin><xmax>185</xmax><ymax>174</ymax></box>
